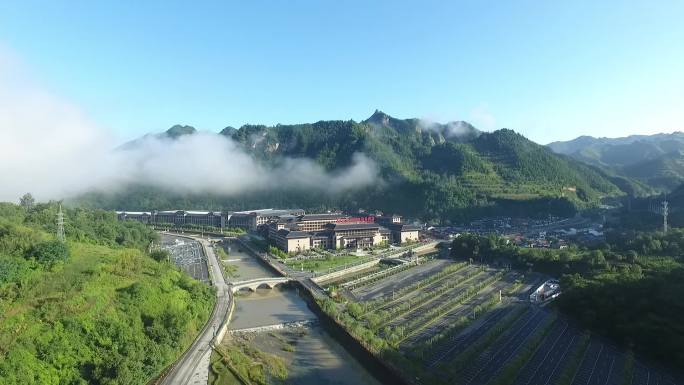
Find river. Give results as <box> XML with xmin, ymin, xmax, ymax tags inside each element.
<box><xmin>220</xmin><ymin>239</ymin><xmax>383</xmax><ymax>385</ymax></box>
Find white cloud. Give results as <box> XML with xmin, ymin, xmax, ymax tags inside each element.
<box><xmin>109</xmin><ymin>133</ymin><xmax>378</xmax><ymax>196</ymax></box>
<box><xmin>0</xmin><ymin>48</ymin><xmax>378</xmax><ymax>202</ymax></box>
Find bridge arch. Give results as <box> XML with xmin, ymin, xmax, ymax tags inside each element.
<box><xmin>231</xmin><ymin>277</ymin><xmax>292</xmax><ymax>293</ymax></box>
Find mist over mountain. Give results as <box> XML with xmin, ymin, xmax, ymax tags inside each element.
<box><xmin>0</xmin><ymin>45</ymin><xmax>652</xmax><ymax>222</ymax></box>
<box><xmin>74</xmin><ymin>110</ymin><xmax>631</xmax><ymax>222</ymax></box>
<box><xmin>0</xmin><ymin>46</ymin><xmax>647</xmax><ymax>223</ymax></box>
<box><xmin>548</xmin><ymin>132</ymin><xmax>684</xmax><ymax>191</ymax></box>
<box><xmin>0</xmin><ymin>57</ymin><xmax>380</xmax><ymax>203</ymax></box>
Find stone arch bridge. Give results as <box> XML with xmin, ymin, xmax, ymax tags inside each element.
<box><xmin>230</xmin><ymin>277</ymin><xmax>293</xmax><ymax>293</ymax></box>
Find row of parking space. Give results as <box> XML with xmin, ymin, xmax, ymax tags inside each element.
<box><xmin>460</xmin><ymin>308</ymin><xmax>550</xmax><ymax>385</ymax></box>
<box><xmin>331</xmin><ymin>257</ymin><xmax>682</xmax><ymax>385</ymax></box>
<box><xmin>384</xmin><ymin>269</ymin><xmax>502</xmax><ymax>331</ymax></box>
<box><xmin>160</xmin><ymin>235</ymin><xmax>210</xmax><ymax>282</ymax></box>
<box><xmin>400</xmin><ymin>272</ymin><xmax>518</xmax><ymax>346</ymax></box>
<box><xmin>514</xmin><ymin>320</ymin><xmax>581</xmax><ymax>385</ymax></box>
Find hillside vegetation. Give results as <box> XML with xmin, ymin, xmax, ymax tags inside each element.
<box><xmin>0</xmin><ymin>202</ymin><xmax>214</xmax><ymax>385</ymax></box>
<box><xmin>77</xmin><ymin>111</ymin><xmax>625</xmax><ymax>222</ymax></box>
<box><xmin>549</xmin><ymin>132</ymin><xmax>684</xmax><ymax>192</ymax></box>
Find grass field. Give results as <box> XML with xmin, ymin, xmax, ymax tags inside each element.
<box><xmin>285</xmin><ymin>254</ymin><xmax>371</xmax><ymax>273</ymax></box>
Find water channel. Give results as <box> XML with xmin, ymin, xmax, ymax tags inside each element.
<box><xmin>220</xmin><ymin>239</ymin><xmax>383</xmax><ymax>385</ymax></box>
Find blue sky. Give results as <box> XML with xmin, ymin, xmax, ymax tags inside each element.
<box><xmin>1</xmin><ymin>0</ymin><xmax>683</xmax><ymax>144</ymax></box>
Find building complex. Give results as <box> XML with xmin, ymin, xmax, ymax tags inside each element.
<box><xmin>117</xmin><ymin>209</ymin><xmax>421</xmax><ymax>253</ymax></box>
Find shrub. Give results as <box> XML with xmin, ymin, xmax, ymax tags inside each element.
<box><xmin>30</xmin><ymin>240</ymin><xmax>70</xmax><ymax>267</ymax></box>
<box><xmin>150</xmin><ymin>249</ymin><xmax>170</xmax><ymax>262</ymax></box>
<box><xmin>0</xmin><ymin>254</ymin><xmax>32</xmax><ymax>285</ymax></box>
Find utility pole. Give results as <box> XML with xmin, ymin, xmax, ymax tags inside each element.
<box><xmin>56</xmin><ymin>204</ymin><xmax>65</xmax><ymax>242</ymax></box>
<box><xmin>663</xmin><ymin>199</ymin><xmax>669</xmax><ymax>234</ymax></box>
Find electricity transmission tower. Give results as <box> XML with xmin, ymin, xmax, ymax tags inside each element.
<box><xmin>57</xmin><ymin>204</ymin><xmax>66</xmax><ymax>242</ymax></box>
<box><xmin>662</xmin><ymin>199</ymin><xmax>669</xmax><ymax>234</ymax></box>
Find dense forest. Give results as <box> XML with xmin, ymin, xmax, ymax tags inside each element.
<box><xmin>0</xmin><ymin>200</ymin><xmax>215</xmax><ymax>384</ymax></box>
<box><xmin>75</xmin><ymin>111</ymin><xmax>630</xmax><ymax>223</ymax></box>
<box><xmin>450</xmin><ymin>229</ymin><xmax>684</xmax><ymax>373</ymax></box>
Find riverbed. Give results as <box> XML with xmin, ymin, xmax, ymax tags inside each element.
<box><xmin>219</xmin><ymin>239</ymin><xmax>382</xmax><ymax>385</ymax></box>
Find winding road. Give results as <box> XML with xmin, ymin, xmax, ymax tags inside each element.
<box><xmin>160</xmin><ymin>235</ymin><xmax>232</xmax><ymax>385</ymax></box>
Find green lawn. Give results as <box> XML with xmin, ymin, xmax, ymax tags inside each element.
<box><xmin>285</xmin><ymin>254</ymin><xmax>371</xmax><ymax>273</ymax></box>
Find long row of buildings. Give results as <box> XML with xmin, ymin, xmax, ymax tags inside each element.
<box><xmin>115</xmin><ymin>208</ymin><xmax>304</xmax><ymax>230</ymax></box>
<box><xmin>117</xmin><ymin>208</ymin><xmax>420</xmax><ymax>253</ymax></box>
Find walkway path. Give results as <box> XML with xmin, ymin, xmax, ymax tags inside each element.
<box><xmin>160</xmin><ymin>235</ymin><xmax>232</xmax><ymax>385</ymax></box>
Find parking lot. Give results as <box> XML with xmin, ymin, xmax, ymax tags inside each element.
<box><xmin>160</xmin><ymin>234</ymin><xmax>210</xmax><ymax>283</ymax></box>
<box><xmin>351</xmin><ymin>258</ymin><xmax>454</xmax><ymax>301</ymax></box>
<box><xmin>332</xmin><ymin>258</ymin><xmax>681</xmax><ymax>385</ymax></box>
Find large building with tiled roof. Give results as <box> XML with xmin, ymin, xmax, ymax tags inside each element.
<box><xmin>116</xmin><ymin>207</ymin><xmax>420</xmax><ymax>253</ymax></box>
<box><xmin>266</xmin><ymin>213</ymin><xmax>420</xmax><ymax>253</ymax></box>
<box><xmin>228</xmin><ymin>208</ymin><xmax>305</xmax><ymax>230</ymax></box>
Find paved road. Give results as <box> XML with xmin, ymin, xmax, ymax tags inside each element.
<box><xmin>160</xmin><ymin>235</ymin><xmax>231</xmax><ymax>385</ymax></box>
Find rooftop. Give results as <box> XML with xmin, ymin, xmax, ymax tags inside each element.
<box><xmin>387</xmin><ymin>223</ymin><xmax>422</xmax><ymax>231</ymax></box>
<box><xmin>117</xmin><ymin>211</ymin><xmax>151</xmax><ymax>215</ymax></box>
<box><xmin>300</xmin><ymin>213</ymin><xmax>347</xmax><ymax>221</ymax></box>
<box><xmin>327</xmin><ymin>223</ymin><xmax>380</xmax><ymax>231</ymax></box>
<box><xmin>234</xmin><ymin>208</ymin><xmax>304</xmax><ymax>216</ymax></box>
<box><xmin>275</xmin><ymin>229</ymin><xmax>311</xmax><ymax>239</ymax></box>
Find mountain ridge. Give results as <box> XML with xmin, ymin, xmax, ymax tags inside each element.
<box><xmin>80</xmin><ymin>111</ymin><xmax>629</xmax><ymax>223</ymax></box>
<box><xmin>548</xmin><ymin>132</ymin><xmax>684</xmax><ymax>191</ymax></box>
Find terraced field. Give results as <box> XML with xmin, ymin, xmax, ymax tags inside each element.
<box><xmin>329</xmin><ymin>259</ymin><xmax>682</xmax><ymax>385</ymax></box>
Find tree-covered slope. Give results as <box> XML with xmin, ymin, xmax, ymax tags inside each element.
<box><xmin>620</xmin><ymin>151</ymin><xmax>684</xmax><ymax>191</ymax></box>
<box><xmin>548</xmin><ymin>132</ymin><xmax>684</xmax><ymax>192</ymax></box>
<box><xmin>222</xmin><ymin>111</ymin><xmax>622</xmax><ymax>216</ymax></box>
<box><xmin>78</xmin><ymin>111</ymin><xmax>626</xmax><ymax>222</ymax></box>
<box><xmin>0</xmin><ymin>202</ymin><xmax>214</xmax><ymax>385</ymax></box>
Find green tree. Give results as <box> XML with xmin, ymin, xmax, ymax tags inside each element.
<box><xmin>30</xmin><ymin>240</ymin><xmax>70</xmax><ymax>267</ymax></box>
<box><xmin>19</xmin><ymin>193</ymin><xmax>35</xmax><ymax>211</ymax></box>
<box><xmin>150</xmin><ymin>249</ymin><xmax>170</xmax><ymax>262</ymax></box>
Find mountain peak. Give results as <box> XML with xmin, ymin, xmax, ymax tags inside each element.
<box><xmin>220</xmin><ymin>126</ymin><xmax>237</xmax><ymax>137</ymax></box>
<box><xmin>166</xmin><ymin>125</ymin><xmax>196</xmax><ymax>139</ymax></box>
<box><xmin>366</xmin><ymin>109</ymin><xmax>392</xmax><ymax>126</ymax></box>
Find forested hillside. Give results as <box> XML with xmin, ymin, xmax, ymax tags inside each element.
<box><xmin>0</xmin><ymin>201</ymin><xmax>214</xmax><ymax>385</ymax></box>
<box><xmin>76</xmin><ymin>111</ymin><xmax>626</xmax><ymax>222</ymax></box>
<box><xmin>549</xmin><ymin>132</ymin><xmax>684</xmax><ymax>192</ymax></box>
